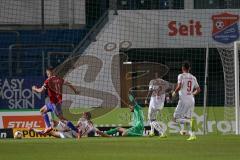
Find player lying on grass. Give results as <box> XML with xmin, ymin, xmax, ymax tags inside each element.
<box><xmin>32</xmin><ymin>67</ymin><xmax>79</xmax><ymax>135</ymax></box>
<box><xmin>74</xmin><ymin>112</ymin><xmax>109</xmax><ymax>139</ymax></box>
<box><xmin>172</xmin><ymin>62</ymin><xmax>201</xmax><ymax>141</ymax></box>
<box><xmin>145</xmin><ymin>73</ymin><xmax>175</xmax><ymax>138</ymax></box>
<box><xmin>105</xmin><ymin>93</ymin><xmax>144</xmax><ymax>136</ymax></box>
<box><xmin>29</xmin><ymin>112</ymin><xmax>109</xmax><ymax>138</ymax></box>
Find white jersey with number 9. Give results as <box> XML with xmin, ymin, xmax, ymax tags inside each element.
<box><xmin>178</xmin><ymin>73</ymin><xmax>199</xmax><ymax>100</ymax></box>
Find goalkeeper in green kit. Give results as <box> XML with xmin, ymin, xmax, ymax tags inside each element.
<box><xmin>106</xmin><ymin>93</ymin><xmax>144</xmax><ymax>136</ymax></box>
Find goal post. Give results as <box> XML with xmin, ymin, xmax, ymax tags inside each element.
<box><xmin>203</xmin><ymin>44</ymin><xmax>209</xmax><ymax>135</ymax></box>
<box><xmin>234</xmin><ymin>41</ymin><xmax>240</xmax><ymax>135</ymax></box>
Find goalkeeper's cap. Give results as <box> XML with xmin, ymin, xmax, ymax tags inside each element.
<box><xmin>83</xmin><ymin>112</ymin><xmax>91</xmax><ymax>120</ymax></box>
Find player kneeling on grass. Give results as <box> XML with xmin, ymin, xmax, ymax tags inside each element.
<box><xmin>30</xmin><ymin>112</ymin><xmax>109</xmax><ymax>139</ymax></box>
<box><xmin>105</xmin><ymin>94</ymin><xmax>144</xmax><ymax>136</ymax></box>
<box><xmin>172</xmin><ymin>62</ymin><xmax>200</xmax><ymax>141</ymax></box>
<box><xmin>145</xmin><ymin>73</ymin><xmax>174</xmax><ymax>138</ymax></box>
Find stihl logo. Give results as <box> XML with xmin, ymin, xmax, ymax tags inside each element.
<box><xmin>3</xmin><ymin>115</ymin><xmax>45</xmax><ymax>128</ymax></box>
<box><xmin>168</xmin><ymin>20</ymin><xmax>202</xmax><ymax>36</ymax></box>
<box><xmin>7</xmin><ymin>121</ymin><xmax>41</xmax><ymax>128</ymax></box>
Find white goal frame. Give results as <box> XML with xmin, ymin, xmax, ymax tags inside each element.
<box><xmin>234</xmin><ymin>41</ymin><xmax>240</xmax><ymax>135</ymax></box>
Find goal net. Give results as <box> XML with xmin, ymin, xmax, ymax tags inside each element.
<box><xmin>0</xmin><ymin>0</ymin><xmax>240</xmax><ymax>134</ymax></box>
<box><xmin>217</xmin><ymin>42</ymin><xmax>240</xmax><ymax>134</ymax></box>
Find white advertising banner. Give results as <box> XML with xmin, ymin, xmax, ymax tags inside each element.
<box><xmin>116</xmin><ymin>9</ymin><xmax>240</xmax><ymax>48</ymax></box>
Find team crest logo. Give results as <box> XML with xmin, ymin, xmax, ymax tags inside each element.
<box><xmin>212</xmin><ymin>12</ymin><xmax>239</xmax><ymax>44</ymax></box>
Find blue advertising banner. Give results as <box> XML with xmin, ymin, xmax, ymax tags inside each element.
<box><xmin>0</xmin><ymin>77</ymin><xmax>45</xmax><ymax>110</ymax></box>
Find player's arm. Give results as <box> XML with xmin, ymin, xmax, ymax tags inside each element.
<box><xmin>173</xmin><ymin>83</ymin><xmax>181</xmax><ymax>95</ymax></box>
<box><xmin>77</xmin><ymin>129</ymin><xmax>82</xmax><ymax>139</ymax></box>
<box><xmin>32</xmin><ymin>85</ymin><xmax>45</xmax><ymax>93</ymax></box>
<box><xmin>145</xmin><ymin>81</ymin><xmax>154</xmax><ymax>105</ymax></box>
<box><xmin>193</xmin><ymin>79</ymin><xmax>201</xmax><ymax>96</ymax></box>
<box><xmin>64</xmin><ymin>81</ymin><xmax>79</xmax><ymax>94</ymax></box>
<box><xmin>172</xmin><ymin>75</ymin><xmax>182</xmax><ymax>97</ymax></box>
<box><xmin>193</xmin><ymin>87</ymin><xmax>200</xmax><ymax>96</ymax></box>
<box><xmin>145</xmin><ymin>90</ymin><xmax>153</xmax><ymax>105</ymax></box>
<box><xmin>164</xmin><ymin>83</ymin><xmax>175</xmax><ymax>103</ymax></box>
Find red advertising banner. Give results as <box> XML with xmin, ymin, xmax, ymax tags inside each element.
<box><xmin>2</xmin><ymin>115</ymin><xmax>45</xmax><ymax>128</ymax></box>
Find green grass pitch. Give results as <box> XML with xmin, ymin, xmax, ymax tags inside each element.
<box><xmin>1</xmin><ymin>135</ymin><xmax>240</xmax><ymax>160</ymax></box>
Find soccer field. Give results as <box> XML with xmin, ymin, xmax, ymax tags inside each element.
<box><xmin>1</xmin><ymin>135</ymin><xmax>240</xmax><ymax>160</ymax></box>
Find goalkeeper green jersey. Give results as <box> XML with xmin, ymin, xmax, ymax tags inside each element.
<box><xmin>105</xmin><ymin>104</ymin><xmax>144</xmax><ymax>136</ymax></box>
<box><xmin>132</xmin><ymin>104</ymin><xmax>144</xmax><ymax>127</ymax></box>
<box><xmin>125</xmin><ymin>104</ymin><xmax>144</xmax><ymax>136</ymax></box>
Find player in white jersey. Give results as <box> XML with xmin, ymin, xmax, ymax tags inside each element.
<box><xmin>51</xmin><ymin>120</ymin><xmax>78</xmax><ymax>138</ymax></box>
<box><xmin>172</xmin><ymin>62</ymin><xmax>200</xmax><ymax>141</ymax></box>
<box><xmin>29</xmin><ymin>120</ymin><xmax>78</xmax><ymax>138</ymax></box>
<box><xmin>145</xmin><ymin>73</ymin><xmax>174</xmax><ymax>138</ymax></box>
<box><xmin>29</xmin><ymin>112</ymin><xmax>109</xmax><ymax>139</ymax></box>
<box><xmin>76</xmin><ymin>112</ymin><xmax>97</xmax><ymax>138</ymax></box>
<box><xmin>76</xmin><ymin>112</ymin><xmax>109</xmax><ymax>139</ymax></box>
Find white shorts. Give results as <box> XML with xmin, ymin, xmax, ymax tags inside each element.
<box><xmin>174</xmin><ymin>98</ymin><xmax>195</xmax><ymax>119</ymax></box>
<box><xmin>59</xmin><ymin>130</ymin><xmax>77</xmax><ymax>138</ymax></box>
<box><xmin>149</xmin><ymin>95</ymin><xmax>165</xmax><ymax>110</ymax></box>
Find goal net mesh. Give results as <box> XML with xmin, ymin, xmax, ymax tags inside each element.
<box><xmin>217</xmin><ymin>43</ymin><xmax>240</xmax><ymax>133</ymax></box>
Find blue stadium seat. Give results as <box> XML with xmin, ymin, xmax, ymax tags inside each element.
<box><xmin>0</xmin><ymin>29</ymin><xmax>88</xmax><ymax>76</ymax></box>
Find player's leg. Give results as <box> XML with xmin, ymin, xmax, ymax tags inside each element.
<box><xmin>122</xmin><ymin>126</ymin><xmax>143</xmax><ymax>137</ymax></box>
<box><xmin>28</xmin><ymin>127</ymin><xmax>55</xmax><ymax>137</ymax></box>
<box><xmin>43</xmin><ymin>130</ymin><xmax>73</xmax><ymax>138</ymax></box>
<box><xmin>40</xmin><ymin>103</ymin><xmax>53</xmax><ymax>134</ymax></box>
<box><xmin>175</xmin><ymin>99</ymin><xmax>196</xmax><ymax>140</ymax></box>
<box><xmin>151</xmin><ymin>121</ymin><xmax>166</xmax><ymax>138</ymax></box>
<box><xmin>148</xmin><ymin>107</ymin><xmax>166</xmax><ymax>137</ymax></box>
<box><xmin>28</xmin><ymin>127</ymin><xmax>45</xmax><ymax>135</ymax></box>
<box><xmin>148</xmin><ymin>96</ymin><xmax>166</xmax><ymax>137</ymax></box>
<box><xmin>105</xmin><ymin>127</ymin><xmax>126</xmax><ymax>136</ymax></box>
<box><xmin>52</xmin><ymin>103</ymin><xmax>78</xmax><ymax>132</ymax></box>
<box><xmin>55</xmin><ymin>131</ymin><xmax>76</xmax><ymax>138</ymax></box>
<box><xmin>118</xmin><ymin>128</ymin><xmax>127</xmax><ymax>136</ymax></box>
<box><xmin>148</xmin><ymin>97</ymin><xmax>161</xmax><ymax>136</ymax></box>
<box><xmin>148</xmin><ymin>107</ymin><xmax>155</xmax><ymax>136</ymax></box>
<box><xmin>66</xmin><ymin>120</ymin><xmax>78</xmax><ymax>133</ymax></box>
<box><xmin>186</xmin><ymin>103</ymin><xmax>197</xmax><ymax>141</ymax></box>
<box><xmin>29</xmin><ymin>127</ymin><xmax>64</xmax><ymax>138</ymax></box>
<box><xmin>173</xmin><ymin>100</ymin><xmax>190</xmax><ymax>135</ymax></box>
<box><xmin>53</xmin><ymin>103</ymin><xmax>66</xmax><ymax>121</ymax></box>
<box><xmin>46</xmin><ymin>130</ymin><xmax>66</xmax><ymax>138</ymax></box>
